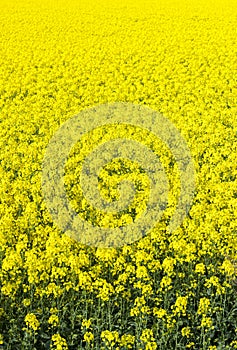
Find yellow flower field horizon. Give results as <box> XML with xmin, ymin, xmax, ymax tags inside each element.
<box><xmin>0</xmin><ymin>0</ymin><xmax>237</xmax><ymax>348</ymax></box>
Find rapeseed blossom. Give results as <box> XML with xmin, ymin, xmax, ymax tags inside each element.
<box><xmin>51</xmin><ymin>334</ymin><xmax>68</xmax><ymax>350</ymax></box>
<box><xmin>23</xmin><ymin>313</ymin><xmax>40</xmax><ymax>332</ymax></box>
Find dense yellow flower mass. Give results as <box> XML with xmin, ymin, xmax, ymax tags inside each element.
<box><xmin>0</xmin><ymin>0</ymin><xmax>237</xmax><ymax>348</ymax></box>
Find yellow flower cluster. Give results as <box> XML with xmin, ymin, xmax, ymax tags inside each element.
<box><xmin>51</xmin><ymin>334</ymin><xmax>68</xmax><ymax>350</ymax></box>
<box><xmin>101</xmin><ymin>330</ymin><xmax>119</xmax><ymax>348</ymax></box>
<box><xmin>23</xmin><ymin>313</ymin><xmax>40</xmax><ymax>332</ymax></box>
<box><xmin>140</xmin><ymin>329</ymin><xmax>157</xmax><ymax>350</ymax></box>
<box><xmin>197</xmin><ymin>297</ymin><xmax>211</xmax><ymax>315</ymax></box>
<box><xmin>171</xmin><ymin>295</ymin><xmax>188</xmax><ymax>317</ymax></box>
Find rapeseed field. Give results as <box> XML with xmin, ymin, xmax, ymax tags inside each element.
<box><xmin>0</xmin><ymin>0</ymin><xmax>237</xmax><ymax>349</ymax></box>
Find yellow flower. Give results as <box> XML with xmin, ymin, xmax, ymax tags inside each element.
<box><xmin>81</xmin><ymin>318</ymin><xmax>92</xmax><ymax>329</ymax></box>
<box><xmin>162</xmin><ymin>257</ymin><xmax>176</xmax><ymax>276</ymax></box>
<box><xmin>50</xmin><ymin>308</ymin><xmax>58</xmax><ymax>314</ymax></box>
<box><xmin>181</xmin><ymin>327</ymin><xmax>191</xmax><ymax>338</ymax></box>
<box><xmin>51</xmin><ymin>334</ymin><xmax>68</xmax><ymax>350</ymax></box>
<box><xmin>204</xmin><ymin>276</ymin><xmax>226</xmax><ymax>294</ymax></box>
<box><xmin>172</xmin><ymin>296</ymin><xmax>188</xmax><ymax>316</ymax></box>
<box><xmin>83</xmin><ymin>331</ymin><xmax>94</xmax><ymax>343</ymax></box>
<box><xmin>119</xmin><ymin>334</ymin><xmax>135</xmax><ymax>349</ymax></box>
<box><xmin>48</xmin><ymin>315</ymin><xmax>59</xmax><ymax>327</ymax></box>
<box><xmin>140</xmin><ymin>329</ymin><xmax>157</xmax><ymax>350</ymax></box>
<box><xmin>220</xmin><ymin>259</ymin><xmax>235</xmax><ymax>276</ymax></box>
<box><xmin>22</xmin><ymin>298</ymin><xmax>31</xmax><ymax>307</ymax></box>
<box><xmin>101</xmin><ymin>330</ymin><xmax>119</xmax><ymax>347</ymax></box>
<box><xmin>160</xmin><ymin>276</ymin><xmax>172</xmax><ymax>290</ymax></box>
<box><xmin>24</xmin><ymin>313</ymin><xmax>40</xmax><ymax>332</ymax></box>
<box><xmin>94</xmin><ymin>279</ymin><xmax>114</xmax><ymax>301</ymax></box>
<box><xmin>153</xmin><ymin>307</ymin><xmax>166</xmax><ymax>319</ymax></box>
<box><xmin>130</xmin><ymin>295</ymin><xmax>151</xmax><ymax>317</ymax></box>
<box><xmin>200</xmin><ymin>315</ymin><xmax>214</xmax><ymax>330</ymax></box>
<box><xmin>197</xmin><ymin>297</ymin><xmax>211</xmax><ymax>315</ymax></box>
<box><xmin>136</xmin><ymin>265</ymin><xmax>149</xmax><ymax>280</ymax></box>
<box><xmin>230</xmin><ymin>340</ymin><xmax>237</xmax><ymax>349</ymax></box>
<box><xmin>195</xmin><ymin>263</ymin><xmax>206</xmax><ymax>274</ymax></box>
